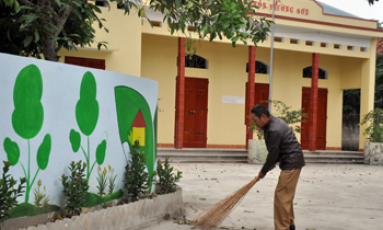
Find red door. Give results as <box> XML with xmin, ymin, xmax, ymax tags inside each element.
<box><xmin>254</xmin><ymin>83</ymin><xmax>269</xmax><ymax>109</ymax></box>
<box><xmin>183</xmin><ymin>78</ymin><xmax>209</xmax><ymax>148</ymax></box>
<box><xmin>65</xmin><ymin>56</ymin><xmax>105</xmax><ymax>70</ymax></box>
<box><xmin>301</xmin><ymin>87</ymin><xmax>328</xmax><ymax>150</ymax></box>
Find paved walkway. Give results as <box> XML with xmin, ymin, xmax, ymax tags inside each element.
<box><xmin>143</xmin><ymin>163</ymin><xmax>383</xmax><ymax>230</ymax></box>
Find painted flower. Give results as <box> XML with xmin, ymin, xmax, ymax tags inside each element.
<box><xmin>98</xmin><ymin>166</ymin><xmax>101</xmax><ymax>172</ymax></box>
<box><xmin>108</xmin><ymin>165</ymin><xmax>112</xmax><ymax>171</ymax></box>
<box><xmin>103</xmin><ymin>168</ymin><xmax>107</xmax><ymax>175</ymax></box>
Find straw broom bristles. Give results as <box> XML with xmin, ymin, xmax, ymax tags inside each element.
<box><xmin>193</xmin><ymin>178</ymin><xmax>258</xmax><ymax>229</ymax></box>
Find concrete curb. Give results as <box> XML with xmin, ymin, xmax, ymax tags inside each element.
<box><xmin>14</xmin><ymin>188</ymin><xmax>184</xmax><ymax>230</ymax></box>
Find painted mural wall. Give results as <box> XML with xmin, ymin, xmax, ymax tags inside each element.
<box><xmin>0</xmin><ymin>53</ymin><xmax>158</xmax><ymax>219</ymax></box>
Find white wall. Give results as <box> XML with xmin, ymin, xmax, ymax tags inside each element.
<box><xmin>0</xmin><ymin>53</ymin><xmax>158</xmax><ymax>210</ymax></box>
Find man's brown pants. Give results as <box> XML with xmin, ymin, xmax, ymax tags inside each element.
<box><xmin>274</xmin><ymin>168</ymin><xmax>301</xmax><ymax>230</ymax></box>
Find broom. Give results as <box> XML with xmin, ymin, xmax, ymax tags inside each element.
<box><xmin>193</xmin><ymin>177</ymin><xmax>258</xmax><ymax>229</ymax></box>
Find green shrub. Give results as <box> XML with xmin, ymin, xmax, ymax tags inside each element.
<box><xmin>359</xmin><ymin>108</ymin><xmax>383</xmax><ymax>142</ymax></box>
<box><xmin>156</xmin><ymin>158</ymin><xmax>182</xmax><ymax>194</ymax></box>
<box><xmin>96</xmin><ymin>167</ymin><xmax>107</xmax><ymax>197</ymax></box>
<box><xmin>33</xmin><ymin>179</ymin><xmax>49</xmax><ymax>207</ymax></box>
<box><xmin>0</xmin><ymin>161</ymin><xmax>26</xmax><ymax>225</ymax></box>
<box><xmin>107</xmin><ymin>165</ymin><xmax>117</xmax><ymax>195</ymax></box>
<box><xmin>268</xmin><ymin>100</ymin><xmax>307</xmax><ymax>134</ymax></box>
<box><xmin>248</xmin><ymin>100</ymin><xmax>306</xmax><ymax>139</ymax></box>
<box><xmin>61</xmin><ymin>161</ymin><xmax>89</xmax><ymax>216</ymax></box>
<box><xmin>124</xmin><ymin>140</ymin><xmax>155</xmax><ymax>202</ymax></box>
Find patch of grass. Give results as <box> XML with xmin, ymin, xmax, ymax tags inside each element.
<box><xmin>84</xmin><ymin>189</ymin><xmax>123</xmax><ymax>208</ymax></box>
<box><xmin>5</xmin><ymin>203</ymin><xmax>60</xmax><ymax>220</ymax></box>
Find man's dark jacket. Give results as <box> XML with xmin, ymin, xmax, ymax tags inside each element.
<box><xmin>261</xmin><ymin>116</ymin><xmax>305</xmax><ymax>175</ymax></box>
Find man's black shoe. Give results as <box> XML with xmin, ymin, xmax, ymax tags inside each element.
<box><xmin>289</xmin><ymin>224</ymin><xmax>295</xmax><ymax>230</ymax></box>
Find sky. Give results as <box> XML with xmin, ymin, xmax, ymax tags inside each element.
<box><xmin>318</xmin><ymin>0</ymin><xmax>383</xmax><ymax>22</ymax></box>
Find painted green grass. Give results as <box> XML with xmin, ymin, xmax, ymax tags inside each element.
<box><xmin>5</xmin><ymin>203</ymin><xmax>60</xmax><ymax>220</ymax></box>
<box><xmin>4</xmin><ymin>191</ymin><xmax>123</xmax><ymax>220</ymax></box>
<box><xmin>84</xmin><ymin>189</ymin><xmax>124</xmax><ymax>208</ymax></box>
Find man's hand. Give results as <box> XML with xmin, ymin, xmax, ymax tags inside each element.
<box><xmin>255</xmin><ymin>171</ymin><xmax>265</xmax><ymax>182</ymax></box>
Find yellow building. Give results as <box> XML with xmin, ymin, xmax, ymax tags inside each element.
<box><xmin>58</xmin><ymin>0</ymin><xmax>383</xmax><ymax>151</ymax></box>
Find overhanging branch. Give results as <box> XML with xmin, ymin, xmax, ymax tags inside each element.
<box><xmin>55</xmin><ymin>5</ymin><xmax>74</xmax><ymax>37</ymax></box>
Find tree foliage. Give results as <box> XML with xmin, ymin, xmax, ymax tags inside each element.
<box><xmin>359</xmin><ymin>108</ymin><xmax>383</xmax><ymax>142</ymax></box>
<box><xmin>343</xmin><ymin>89</ymin><xmax>361</xmax><ymax>115</ymax></box>
<box><xmin>0</xmin><ymin>0</ymin><xmax>105</xmax><ymax>60</ymax></box>
<box><xmin>368</xmin><ymin>0</ymin><xmax>379</xmax><ymax>5</ymax></box>
<box><xmin>150</xmin><ymin>0</ymin><xmax>272</xmax><ymax>50</ymax></box>
<box><xmin>375</xmin><ymin>55</ymin><xmax>383</xmax><ymax>108</ymax></box>
<box><xmin>0</xmin><ymin>0</ymin><xmax>271</xmax><ymax>61</ymax></box>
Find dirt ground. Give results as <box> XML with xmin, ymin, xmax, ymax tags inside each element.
<box><xmin>143</xmin><ymin>162</ymin><xmax>383</xmax><ymax>230</ymax></box>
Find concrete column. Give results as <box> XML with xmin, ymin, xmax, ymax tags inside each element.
<box><xmin>245</xmin><ymin>46</ymin><xmax>256</xmax><ymax>149</ymax></box>
<box><xmin>309</xmin><ymin>53</ymin><xmax>320</xmax><ymax>151</ymax></box>
<box><xmin>359</xmin><ymin>38</ymin><xmax>377</xmax><ymax>151</ymax></box>
<box><xmin>174</xmin><ymin>37</ymin><xmax>186</xmax><ymax>149</ymax></box>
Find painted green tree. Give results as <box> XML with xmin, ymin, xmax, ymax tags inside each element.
<box><xmin>115</xmin><ymin>87</ymin><xmax>156</xmax><ymax>189</ymax></box>
<box><xmin>3</xmin><ymin>65</ymin><xmax>52</xmax><ymax>203</ymax></box>
<box><xmin>69</xmin><ymin>71</ymin><xmax>106</xmax><ymax>181</ymax></box>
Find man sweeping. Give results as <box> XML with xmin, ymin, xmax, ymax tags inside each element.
<box><xmin>252</xmin><ymin>104</ymin><xmax>305</xmax><ymax>230</ymax></box>
<box><xmin>194</xmin><ymin>104</ymin><xmax>305</xmax><ymax>229</ymax></box>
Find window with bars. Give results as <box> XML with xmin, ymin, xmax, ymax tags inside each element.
<box><xmin>246</xmin><ymin>61</ymin><xmax>269</xmax><ymax>74</ymax></box>
<box><xmin>302</xmin><ymin>67</ymin><xmax>328</xmax><ymax>79</ymax></box>
<box><xmin>95</xmin><ymin>0</ymin><xmax>107</xmax><ymax>7</ymax></box>
<box><xmin>182</xmin><ymin>55</ymin><xmax>208</xmax><ymax>69</ymax></box>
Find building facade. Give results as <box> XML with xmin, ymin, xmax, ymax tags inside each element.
<box><xmin>58</xmin><ymin>0</ymin><xmax>383</xmax><ymax>151</ymax></box>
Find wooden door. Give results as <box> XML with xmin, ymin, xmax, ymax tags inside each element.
<box><xmin>301</xmin><ymin>87</ymin><xmax>328</xmax><ymax>150</ymax></box>
<box><xmin>65</xmin><ymin>56</ymin><xmax>105</xmax><ymax>70</ymax></box>
<box><xmin>254</xmin><ymin>83</ymin><xmax>269</xmax><ymax>109</ymax></box>
<box><xmin>183</xmin><ymin>78</ymin><xmax>209</xmax><ymax>148</ymax></box>
<box><xmin>65</xmin><ymin>56</ymin><xmax>83</xmax><ymax>66</ymax></box>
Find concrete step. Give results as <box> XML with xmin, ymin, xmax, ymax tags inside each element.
<box><xmin>158</xmin><ymin>148</ymin><xmax>248</xmax><ymax>163</ymax></box>
<box><xmin>158</xmin><ymin>153</ymin><xmax>247</xmax><ymax>163</ymax></box>
<box><xmin>304</xmin><ymin>159</ymin><xmax>364</xmax><ymax>164</ymax></box>
<box><xmin>157</xmin><ymin>148</ymin><xmax>365</xmax><ymax>164</ymax></box>
<box><xmin>158</xmin><ymin>148</ymin><xmax>247</xmax><ymax>155</ymax></box>
<box><xmin>303</xmin><ymin>150</ymin><xmax>363</xmax><ymax>156</ymax></box>
<box><xmin>304</xmin><ymin>154</ymin><xmax>364</xmax><ymax>159</ymax></box>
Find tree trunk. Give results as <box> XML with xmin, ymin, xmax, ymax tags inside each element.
<box><xmin>42</xmin><ymin>38</ymin><xmax>59</xmax><ymax>62</ymax></box>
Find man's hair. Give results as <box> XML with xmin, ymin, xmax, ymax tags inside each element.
<box><xmin>251</xmin><ymin>104</ymin><xmax>270</xmax><ymax>118</ymax></box>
